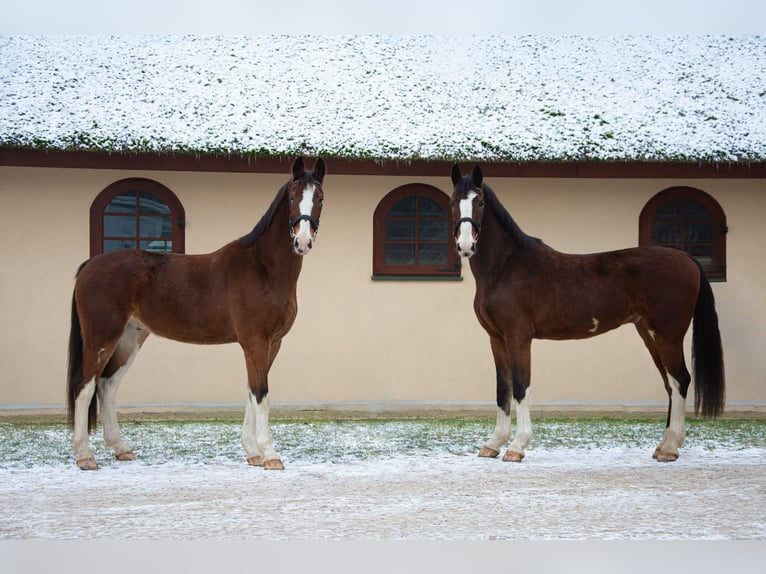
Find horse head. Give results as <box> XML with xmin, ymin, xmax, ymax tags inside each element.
<box><xmin>450</xmin><ymin>164</ymin><xmax>485</xmax><ymax>258</ymax></box>
<box><xmin>288</xmin><ymin>157</ymin><xmax>325</xmax><ymax>255</ymax></box>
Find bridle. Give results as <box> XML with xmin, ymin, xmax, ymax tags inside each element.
<box><xmin>453</xmin><ymin>192</ymin><xmax>485</xmax><ymax>241</ymax></box>
<box><xmin>289</xmin><ymin>181</ymin><xmax>323</xmax><ymax>240</ymax></box>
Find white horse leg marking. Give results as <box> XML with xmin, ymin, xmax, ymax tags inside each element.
<box><xmin>657</xmin><ymin>375</ymin><xmax>686</xmax><ymax>460</ymax></box>
<box><xmin>293</xmin><ymin>185</ymin><xmax>316</xmax><ymax>254</ymax></box>
<box><xmin>485</xmin><ymin>406</ymin><xmax>512</xmax><ymax>452</ymax></box>
<box><xmin>507</xmin><ymin>395</ymin><xmax>532</xmax><ymax>458</ymax></box>
<box><xmin>99</xmin><ymin>318</ymin><xmax>145</xmax><ymax>460</ymax></box>
<box><xmin>254</xmin><ymin>393</ymin><xmax>281</xmax><ymax>464</ymax></box>
<box><xmin>241</xmin><ymin>392</ymin><xmax>263</xmax><ymax>464</ymax></box>
<box><xmin>73</xmin><ymin>378</ymin><xmax>97</xmax><ymax>467</ymax></box>
<box><xmin>456</xmin><ymin>191</ymin><xmax>478</xmax><ymax>257</ymax></box>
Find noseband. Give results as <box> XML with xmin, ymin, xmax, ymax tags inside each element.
<box><xmin>290</xmin><ymin>214</ymin><xmax>320</xmax><ymax>238</ymax></box>
<box><xmin>453</xmin><ymin>217</ymin><xmax>481</xmax><ymax>239</ymax></box>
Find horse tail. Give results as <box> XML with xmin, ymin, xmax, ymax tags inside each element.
<box><xmin>67</xmin><ymin>260</ymin><xmax>98</xmax><ymax>432</ymax></box>
<box><xmin>691</xmin><ymin>261</ymin><xmax>726</xmax><ymax>418</ymax></box>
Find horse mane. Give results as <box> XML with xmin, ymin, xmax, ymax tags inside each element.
<box><xmin>238</xmin><ymin>182</ymin><xmax>289</xmax><ymax>247</ymax></box>
<box><xmin>481</xmin><ymin>183</ymin><xmax>542</xmax><ymax>250</ymax></box>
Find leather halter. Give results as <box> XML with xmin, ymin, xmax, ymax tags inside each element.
<box><xmin>453</xmin><ymin>195</ymin><xmax>485</xmax><ymax>240</ymax></box>
<box><xmin>288</xmin><ymin>184</ymin><xmax>322</xmax><ymax>240</ymax></box>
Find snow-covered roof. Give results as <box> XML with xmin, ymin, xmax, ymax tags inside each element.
<box><xmin>1</xmin><ymin>35</ymin><xmax>765</xmax><ymax>163</ymax></box>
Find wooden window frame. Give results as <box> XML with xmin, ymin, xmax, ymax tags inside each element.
<box><xmin>90</xmin><ymin>178</ymin><xmax>185</xmax><ymax>257</ymax></box>
<box><xmin>639</xmin><ymin>186</ymin><xmax>727</xmax><ymax>281</ymax></box>
<box><xmin>372</xmin><ymin>183</ymin><xmax>460</xmax><ymax>279</ymax></box>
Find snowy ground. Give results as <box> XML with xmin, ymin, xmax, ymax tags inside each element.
<box><xmin>1</xmin><ymin>419</ymin><xmax>764</xmax><ymax>540</ymax></box>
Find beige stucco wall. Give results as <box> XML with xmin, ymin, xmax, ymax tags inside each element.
<box><xmin>0</xmin><ymin>166</ymin><xmax>764</xmax><ymax>412</ymax></box>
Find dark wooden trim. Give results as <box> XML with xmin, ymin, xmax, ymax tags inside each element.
<box><xmin>2</xmin><ymin>148</ymin><xmax>765</xmax><ymax>179</ymax></box>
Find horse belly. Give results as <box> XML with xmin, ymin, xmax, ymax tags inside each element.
<box><xmin>135</xmin><ymin>305</ymin><xmax>238</xmax><ymax>345</ymax></box>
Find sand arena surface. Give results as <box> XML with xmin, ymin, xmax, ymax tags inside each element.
<box><xmin>1</xmin><ymin>419</ymin><xmax>764</xmax><ymax>540</ymax></box>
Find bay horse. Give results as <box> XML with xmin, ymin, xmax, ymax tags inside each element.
<box><xmin>67</xmin><ymin>157</ymin><xmax>326</xmax><ymax>470</ymax></box>
<box><xmin>450</xmin><ymin>164</ymin><xmax>725</xmax><ymax>463</ymax></box>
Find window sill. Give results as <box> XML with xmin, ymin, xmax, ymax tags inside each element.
<box><xmin>371</xmin><ymin>275</ymin><xmax>463</xmax><ymax>282</ymax></box>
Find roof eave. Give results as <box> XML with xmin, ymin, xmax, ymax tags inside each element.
<box><xmin>2</xmin><ymin>148</ymin><xmax>765</xmax><ymax>179</ymax></box>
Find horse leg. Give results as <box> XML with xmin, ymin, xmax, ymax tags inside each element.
<box><xmin>504</xmin><ymin>338</ymin><xmax>532</xmax><ymax>462</ymax></box>
<box><xmin>72</xmin><ymin>378</ymin><xmax>98</xmax><ymax>470</ymax></box>
<box><xmin>479</xmin><ymin>337</ymin><xmax>513</xmax><ymax>458</ymax></box>
<box><xmin>636</xmin><ymin>322</ymin><xmax>689</xmax><ymax>462</ymax></box>
<box><xmin>72</xmin><ymin>308</ymin><xmax>132</xmax><ymax>470</ymax></box>
<box><xmin>241</xmin><ymin>338</ymin><xmax>284</xmax><ymax>470</ymax></box>
<box><xmin>97</xmin><ymin>320</ymin><xmax>149</xmax><ymax>461</ymax></box>
<box><xmin>654</xmin><ymin>337</ymin><xmax>691</xmax><ymax>462</ymax></box>
<box><xmin>241</xmin><ymin>395</ymin><xmax>263</xmax><ymax>466</ymax></box>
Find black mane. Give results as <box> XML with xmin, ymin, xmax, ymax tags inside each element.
<box><xmin>481</xmin><ymin>183</ymin><xmax>541</xmax><ymax>250</ymax></box>
<box><xmin>238</xmin><ymin>182</ymin><xmax>289</xmax><ymax>247</ymax></box>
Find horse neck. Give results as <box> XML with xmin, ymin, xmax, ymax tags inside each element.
<box><xmin>246</xmin><ymin>193</ymin><xmax>303</xmax><ymax>283</ymax></box>
<box><xmin>470</xmin><ymin>203</ymin><xmax>525</xmax><ymax>280</ymax></box>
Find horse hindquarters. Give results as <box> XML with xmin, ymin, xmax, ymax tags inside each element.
<box><xmin>68</xmin><ymin>268</ymin><xmax>142</xmax><ymax>469</ymax></box>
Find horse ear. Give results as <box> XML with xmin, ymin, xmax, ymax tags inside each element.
<box><xmin>292</xmin><ymin>157</ymin><xmax>305</xmax><ymax>181</ymax></box>
<box><xmin>312</xmin><ymin>158</ymin><xmax>326</xmax><ymax>183</ymax></box>
<box><xmin>472</xmin><ymin>165</ymin><xmax>483</xmax><ymax>187</ymax></box>
<box><xmin>451</xmin><ymin>164</ymin><xmax>462</xmax><ymax>185</ymax></box>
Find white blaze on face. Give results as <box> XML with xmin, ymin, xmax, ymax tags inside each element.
<box><xmin>456</xmin><ymin>191</ymin><xmax>478</xmax><ymax>257</ymax></box>
<box><xmin>293</xmin><ymin>184</ymin><xmax>316</xmax><ymax>254</ymax></box>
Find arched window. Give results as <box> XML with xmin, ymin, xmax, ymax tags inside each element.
<box><xmin>639</xmin><ymin>186</ymin><xmax>726</xmax><ymax>281</ymax></box>
<box><xmin>90</xmin><ymin>178</ymin><xmax>185</xmax><ymax>257</ymax></box>
<box><xmin>373</xmin><ymin>184</ymin><xmax>459</xmax><ymax>278</ymax></box>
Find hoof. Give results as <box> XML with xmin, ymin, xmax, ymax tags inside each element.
<box><xmin>654</xmin><ymin>451</ymin><xmax>679</xmax><ymax>463</ymax></box>
<box><xmin>76</xmin><ymin>457</ymin><xmax>98</xmax><ymax>470</ymax></box>
<box><xmin>478</xmin><ymin>446</ymin><xmax>500</xmax><ymax>458</ymax></box>
<box><xmin>263</xmin><ymin>459</ymin><xmax>285</xmax><ymax>471</ymax></box>
<box><xmin>116</xmin><ymin>451</ymin><xmax>135</xmax><ymax>461</ymax></box>
<box><xmin>247</xmin><ymin>456</ymin><xmax>264</xmax><ymax>466</ymax></box>
<box><xmin>502</xmin><ymin>450</ymin><xmax>524</xmax><ymax>462</ymax></box>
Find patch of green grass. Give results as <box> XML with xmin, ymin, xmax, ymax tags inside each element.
<box><xmin>2</xmin><ymin>418</ymin><xmax>765</xmax><ymax>468</ymax></box>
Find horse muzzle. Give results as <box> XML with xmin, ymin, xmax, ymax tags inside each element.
<box><xmin>290</xmin><ymin>215</ymin><xmax>319</xmax><ymax>255</ymax></box>
<box><xmin>454</xmin><ymin>217</ymin><xmax>480</xmax><ymax>258</ymax></box>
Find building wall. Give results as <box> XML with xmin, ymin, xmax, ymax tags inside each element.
<box><xmin>0</xmin><ymin>166</ymin><xmax>763</xmax><ymax>411</ymax></box>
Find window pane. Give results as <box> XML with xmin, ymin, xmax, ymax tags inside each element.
<box><xmin>682</xmin><ymin>200</ymin><xmax>710</xmax><ymax>219</ymax></box>
<box><xmin>104</xmin><ymin>192</ymin><xmax>137</xmax><ymax>213</ymax></box>
<box><xmin>140</xmin><ymin>239</ymin><xmax>173</xmax><ymax>252</ymax></box>
<box><xmin>418</xmin><ymin>196</ymin><xmax>445</xmax><ymax>218</ymax></box>
<box><xmin>651</xmin><ymin>220</ymin><xmax>679</xmax><ymax>243</ymax></box>
<box><xmin>418</xmin><ymin>220</ymin><xmax>448</xmax><ymax>241</ymax></box>
<box><xmin>140</xmin><ymin>216</ymin><xmax>173</xmax><ymax>238</ymax></box>
<box><xmin>104</xmin><ymin>239</ymin><xmax>136</xmax><ymax>252</ymax></box>
<box><xmin>654</xmin><ymin>199</ymin><xmax>680</xmax><ymax>218</ymax></box>
<box><xmin>104</xmin><ymin>215</ymin><xmax>136</xmax><ymax>237</ymax></box>
<box><xmin>686</xmin><ymin>245</ymin><xmax>713</xmax><ymax>267</ymax></box>
<box><xmin>385</xmin><ymin>244</ymin><xmax>415</xmax><ymax>265</ymax></box>
<box><xmin>418</xmin><ymin>244</ymin><xmax>448</xmax><ymax>266</ymax></box>
<box><xmin>684</xmin><ymin>222</ymin><xmax>713</xmax><ymax>243</ymax></box>
<box><xmin>386</xmin><ymin>219</ymin><xmax>415</xmax><ymax>240</ymax></box>
<box><xmin>139</xmin><ymin>192</ymin><xmax>171</xmax><ymax>215</ymax></box>
<box><xmin>388</xmin><ymin>197</ymin><xmax>416</xmax><ymax>218</ymax></box>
